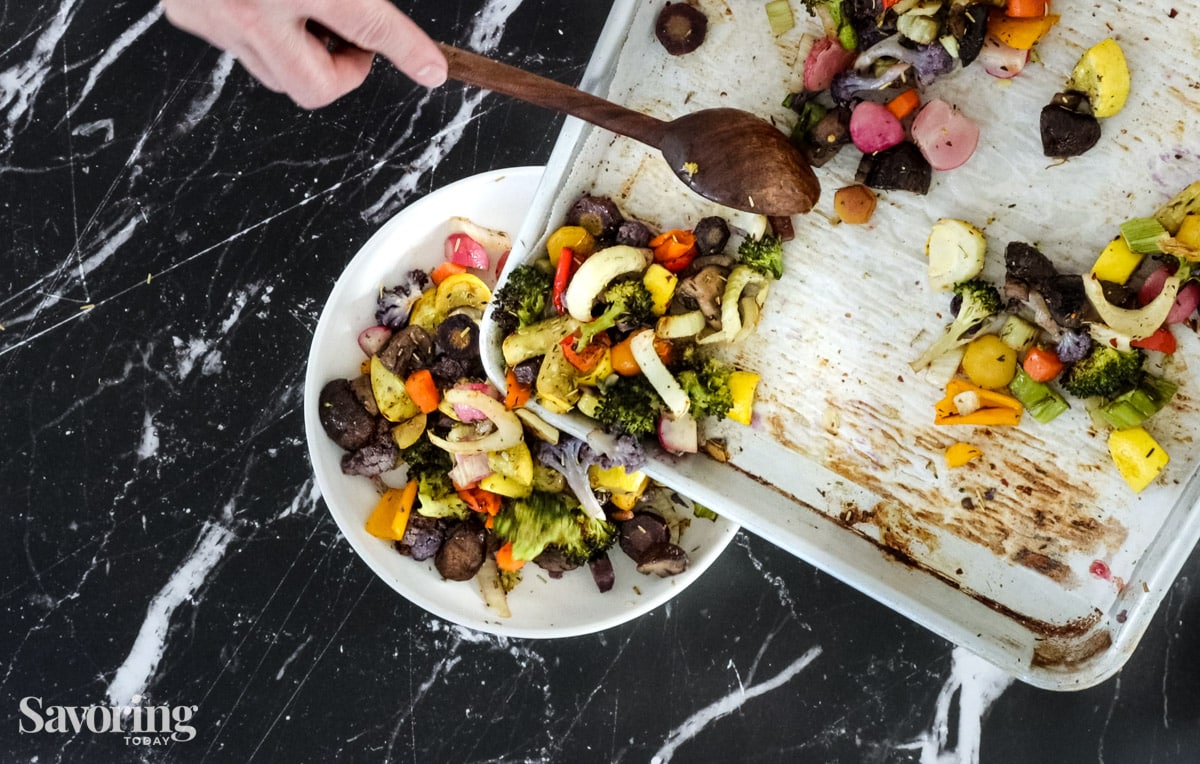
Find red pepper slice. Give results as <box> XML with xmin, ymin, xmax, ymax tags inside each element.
<box><xmin>1131</xmin><ymin>327</ymin><xmax>1177</xmax><ymax>354</ymax></box>
<box><xmin>560</xmin><ymin>331</ymin><xmax>610</xmax><ymax>373</ymax></box>
<box><xmin>552</xmin><ymin>246</ymin><xmax>575</xmax><ymax>314</ymax></box>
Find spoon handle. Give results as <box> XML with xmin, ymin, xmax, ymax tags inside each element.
<box><xmin>439</xmin><ymin>44</ymin><xmax>667</xmax><ymax>149</ymax></box>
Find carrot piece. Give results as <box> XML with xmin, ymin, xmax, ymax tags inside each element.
<box><xmin>495</xmin><ymin>541</ymin><xmax>526</xmax><ymax>572</ymax></box>
<box><xmin>650</xmin><ymin>229</ymin><xmax>698</xmax><ymax>272</ymax></box>
<box><xmin>885</xmin><ymin>88</ymin><xmax>920</xmax><ymax>120</ymax></box>
<box><xmin>881</xmin><ymin>0</ymin><xmax>900</xmax><ymax>7</ymax></box>
<box><xmin>1005</xmin><ymin>0</ymin><xmax>1046</xmax><ymax>18</ymax></box>
<box><xmin>504</xmin><ymin>368</ymin><xmax>532</xmax><ymax>409</ymax></box>
<box><xmin>431</xmin><ymin>261</ymin><xmax>468</xmax><ymax>285</ymax></box>
<box><xmin>404</xmin><ymin>369</ymin><xmax>440</xmax><ymax>414</ymax></box>
<box><xmin>1022</xmin><ymin>346</ymin><xmax>1065</xmax><ymax>382</ymax></box>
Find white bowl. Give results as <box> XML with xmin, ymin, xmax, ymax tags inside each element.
<box><xmin>304</xmin><ymin>166</ymin><xmax>739</xmax><ymax>638</ymax></box>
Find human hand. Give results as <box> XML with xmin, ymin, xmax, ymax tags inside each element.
<box><xmin>162</xmin><ymin>0</ymin><xmax>448</xmax><ymax>108</ymax></box>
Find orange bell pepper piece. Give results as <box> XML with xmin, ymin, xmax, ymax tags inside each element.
<box><xmin>935</xmin><ymin>379</ymin><xmax>1024</xmax><ymax>426</ymax></box>
<box><xmin>988</xmin><ymin>9</ymin><xmax>1060</xmax><ymax>50</ymax></box>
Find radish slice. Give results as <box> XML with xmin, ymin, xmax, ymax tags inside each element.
<box><xmin>804</xmin><ymin>36</ymin><xmax>856</xmax><ymax>92</ymax></box>
<box><xmin>448</xmin><ymin>451</ymin><xmax>492</xmax><ymax>487</ymax></box>
<box><xmin>657</xmin><ymin>412</ymin><xmax>698</xmax><ymax>455</ymax></box>
<box><xmin>911</xmin><ymin>99</ymin><xmax>980</xmax><ymax>171</ymax></box>
<box><xmin>1137</xmin><ymin>264</ymin><xmax>1175</xmax><ymax>306</ymax></box>
<box><xmin>849</xmin><ymin>101</ymin><xmax>904</xmax><ymax>154</ymax></box>
<box><xmin>447</xmin><ymin>217</ymin><xmax>511</xmax><ymax>259</ymax></box>
<box><xmin>1168</xmin><ymin>281</ymin><xmax>1200</xmax><ymax>323</ymax></box>
<box><xmin>978</xmin><ymin>36</ymin><xmax>1029</xmax><ymax>79</ymax></box>
<box><xmin>444</xmin><ymin>233</ymin><xmax>491</xmax><ymax>270</ymax></box>
<box><xmin>357</xmin><ymin>325</ymin><xmax>393</xmax><ymax>356</ymax></box>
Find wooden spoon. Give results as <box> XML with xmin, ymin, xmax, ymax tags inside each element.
<box><xmin>439</xmin><ymin>44</ymin><xmax>820</xmax><ymax>217</ymax></box>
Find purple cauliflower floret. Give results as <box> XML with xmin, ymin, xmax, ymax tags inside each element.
<box><xmin>535</xmin><ymin>434</ymin><xmax>645</xmax><ymax>521</ymax></box>
<box><xmin>375</xmin><ymin>269</ymin><xmax>432</xmax><ymax>329</ymax></box>
<box><xmin>1056</xmin><ymin>330</ymin><xmax>1093</xmax><ymax>364</ymax></box>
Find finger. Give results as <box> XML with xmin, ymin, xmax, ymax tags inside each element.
<box><xmin>262</xmin><ymin>24</ymin><xmax>373</xmax><ymax>108</ymax></box>
<box><xmin>315</xmin><ymin>0</ymin><xmax>447</xmax><ymax>87</ymax></box>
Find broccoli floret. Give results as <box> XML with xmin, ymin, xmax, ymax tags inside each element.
<box><xmin>575</xmin><ymin>279</ymin><xmax>655</xmax><ymax>348</ymax></box>
<box><xmin>737</xmin><ymin>233</ymin><xmax>785</xmax><ymax>280</ymax></box>
<box><xmin>414</xmin><ymin>470</ymin><xmax>470</xmax><ymax>519</ymax></box>
<box><xmin>675</xmin><ymin>354</ymin><xmax>734</xmax><ymax>419</ymax></box>
<box><xmin>1061</xmin><ymin>345</ymin><xmax>1145</xmax><ymax>400</ymax></box>
<box><xmin>398</xmin><ymin>435</ymin><xmax>452</xmax><ymax>481</ymax></box>
<box><xmin>398</xmin><ymin>435</ymin><xmax>468</xmax><ymax>519</ymax></box>
<box><xmin>909</xmin><ymin>279</ymin><xmax>1002</xmax><ymax>372</ymax></box>
<box><xmin>593</xmin><ymin>375</ymin><xmax>665</xmax><ymax>437</ymax></box>
<box><xmin>492</xmin><ymin>263</ymin><xmax>553</xmax><ymax>329</ymax></box>
<box><xmin>491</xmin><ymin>489</ymin><xmax>617</xmax><ymax>565</ymax></box>
<box><xmin>535</xmin><ymin>436</ymin><xmax>644</xmax><ymax>521</ymax></box>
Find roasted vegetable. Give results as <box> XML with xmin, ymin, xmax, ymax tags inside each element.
<box><xmin>737</xmin><ymin>233</ymin><xmax>785</xmax><ymax>280</ymax></box>
<box><xmin>910</xmin><ymin>280</ymin><xmax>1002</xmax><ymax>372</ymax></box>
<box><xmin>492</xmin><ymin>263</ymin><xmax>553</xmax><ymax>329</ymax></box>
<box><xmin>1060</xmin><ymin>345</ymin><xmax>1144</xmax><ymax>400</ymax></box>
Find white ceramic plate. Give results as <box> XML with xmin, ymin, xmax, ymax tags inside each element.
<box><xmin>304</xmin><ymin>166</ymin><xmax>739</xmax><ymax>638</ymax></box>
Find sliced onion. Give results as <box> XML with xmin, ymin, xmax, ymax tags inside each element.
<box><xmin>476</xmin><ymin>556</ymin><xmax>512</xmax><ymax>618</ymax></box>
<box><xmin>629</xmin><ymin>329</ymin><xmax>690</xmax><ymax>417</ymax></box>
<box><xmin>657</xmin><ymin>412</ymin><xmax>699</xmax><ymax>455</ymax></box>
<box><xmin>448</xmin><ymin>451</ymin><xmax>491</xmax><ymax>487</ymax></box>
<box><xmin>849</xmin><ymin>101</ymin><xmax>904</xmax><ymax>154</ymax></box>
<box><xmin>452</xmin><ymin>382</ymin><xmax>501</xmax><ymax>421</ymax></box>
<box><xmin>357</xmin><ymin>325</ymin><xmax>392</xmax><ymax>356</ymax></box>
<box><xmin>444</xmin><ymin>233</ymin><xmax>491</xmax><ymax>270</ymax></box>
<box><xmin>427</xmin><ymin>389</ymin><xmax>523</xmax><ymax>453</ymax></box>
<box><xmin>1084</xmin><ymin>272</ymin><xmax>1180</xmax><ymax>339</ymax></box>
<box><xmin>978</xmin><ymin>36</ymin><xmax>1029</xmax><ymax>79</ymax></box>
<box><xmin>655</xmin><ymin>310</ymin><xmax>707</xmax><ymax>339</ymax></box>
<box><xmin>911</xmin><ymin>99</ymin><xmax>980</xmax><ymax>171</ymax></box>
<box><xmin>448</xmin><ymin>216</ymin><xmax>511</xmax><ymax>259</ymax></box>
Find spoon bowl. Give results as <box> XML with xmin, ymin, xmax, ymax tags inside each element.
<box><xmin>439</xmin><ymin>44</ymin><xmax>820</xmax><ymax>216</ymax></box>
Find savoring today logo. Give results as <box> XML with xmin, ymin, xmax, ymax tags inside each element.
<box><xmin>18</xmin><ymin>696</ymin><xmax>198</xmax><ymax>746</ymax></box>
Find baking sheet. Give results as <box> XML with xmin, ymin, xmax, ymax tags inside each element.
<box><xmin>484</xmin><ymin>0</ymin><xmax>1200</xmax><ymax>689</ymax></box>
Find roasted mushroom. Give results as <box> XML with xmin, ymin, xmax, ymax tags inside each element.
<box><xmin>435</xmin><ymin>519</ymin><xmax>487</xmax><ymax>581</ymax></box>
<box><xmin>675</xmin><ymin>265</ymin><xmax>728</xmax><ymax>327</ymax></box>
<box><xmin>378</xmin><ymin>325</ymin><xmax>436</xmax><ymax>377</ymax></box>
<box><xmin>692</xmin><ymin>216</ymin><xmax>730</xmax><ymax>256</ymax></box>
<box><xmin>618</xmin><ymin>512</ymin><xmax>671</xmax><ymax>563</ymax></box>
<box><xmin>859</xmin><ymin>142</ymin><xmax>932</xmax><ymax>195</ymax></box>
<box><xmin>635</xmin><ymin>542</ymin><xmax>690</xmax><ymax>577</ymax></box>
<box><xmin>318</xmin><ymin>378</ymin><xmax>377</xmax><ymax>451</ymax></box>
<box><xmin>655</xmin><ymin>2</ymin><xmax>708</xmax><ymax>56</ymax></box>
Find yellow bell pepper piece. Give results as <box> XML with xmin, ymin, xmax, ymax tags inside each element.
<box><xmin>642</xmin><ymin>263</ymin><xmax>679</xmax><ymax>316</ymax></box>
<box><xmin>1108</xmin><ymin>427</ymin><xmax>1169</xmax><ymax>493</ymax></box>
<box><xmin>1091</xmin><ymin>235</ymin><xmax>1144</xmax><ymax>285</ymax></box>
<box><xmin>364</xmin><ymin>480</ymin><xmax>418</xmax><ymax>540</ymax></box>
<box><xmin>590</xmin><ymin>465</ymin><xmax>650</xmax><ymax>511</ymax></box>
<box><xmin>1177</xmin><ymin>214</ymin><xmax>1200</xmax><ymax>250</ymax></box>
<box><xmin>945</xmin><ymin>442</ymin><xmax>983</xmax><ymax>468</ymax></box>
<box><xmin>726</xmin><ymin>370</ymin><xmax>761</xmax><ymax>425</ymax></box>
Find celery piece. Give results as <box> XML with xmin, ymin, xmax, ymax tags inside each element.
<box><xmin>1097</xmin><ymin>376</ymin><xmax>1177</xmax><ymax>429</ymax></box>
<box><xmin>765</xmin><ymin>0</ymin><xmax>794</xmax><ymax>36</ymax></box>
<box><xmin>1008</xmin><ymin>369</ymin><xmax>1069</xmax><ymax>424</ymax></box>
<box><xmin>1121</xmin><ymin>216</ymin><xmax>1168</xmax><ymax>254</ymax></box>
<box><xmin>997</xmin><ymin>315</ymin><xmax>1039</xmax><ymax>352</ymax></box>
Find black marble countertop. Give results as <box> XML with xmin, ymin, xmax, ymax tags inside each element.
<box><xmin>4</xmin><ymin>1</ymin><xmax>1199</xmax><ymax>762</ymax></box>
